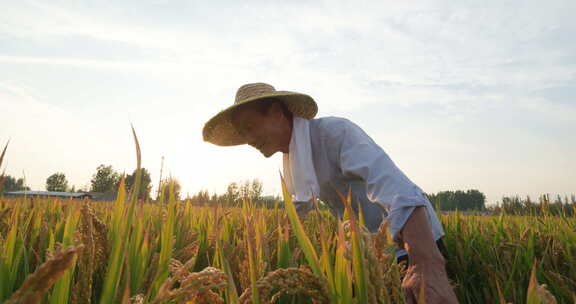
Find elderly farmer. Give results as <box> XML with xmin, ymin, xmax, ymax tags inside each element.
<box><xmin>203</xmin><ymin>83</ymin><xmax>458</xmax><ymax>303</ymax></box>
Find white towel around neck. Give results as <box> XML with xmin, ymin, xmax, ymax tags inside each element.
<box><xmin>282</xmin><ymin>117</ymin><xmax>321</xmax><ymax>202</ymax></box>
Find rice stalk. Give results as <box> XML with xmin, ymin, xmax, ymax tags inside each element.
<box><xmin>98</xmin><ymin>177</ymin><xmax>128</xmax><ymax>304</ymax></box>
<box><xmin>0</xmin><ymin>203</ymin><xmax>24</xmax><ymax>302</ymax></box>
<box><xmin>527</xmin><ymin>261</ymin><xmax>557</xmax><ymax>304</ymax></box>
<box><xmin>338</xmin><ymin>189</ymin><xmax>368</xmax><ymax>303</ymax></box>
<box><xmin>334</xmin><ymin>220</ymin><xmax>352</xmax><ymax>304</ymax></box>
<box><xmin>71</xmin><ymin>203</ymin><xmax>97</xmax><ymax>304</ymax></box>
<box><xmin>90</xmin><ymin>203</ymin><xmax>109</xmax><ymax>278</ymax></box>
<box><xmin>276</xmin><ymin>215</ymin><xmax>291</xmax><ymax>270</ymax></box>
<box><xmin>213</xmin><ymin>206</ymin><xmax>240</xmax><ymax>304</ymax></box>
<box><xmin>242</xmin><ymin>200</ymin><xmax>260</xmax><ymax>304</ymax></box>
<box><xmin>100</xmin><ymin>126</ymin><xmax>142</xmax><ymax>303</ymax></box>
<box><xmin>48</xmin><ymin>202</ymin><xmax>80</xmax><ymax>304</ymax></box>
<box><xmin>312</xmin><ymin>196</ymin><xmax>336</xmax><ymax>302</ymax></box>
<box><xmin>0</xmin><ymin>139</ymin><xmax>9</xmax><ymax>195</ymax></box>
<box><xmin>148</xmin><ymin>180</ymin><xmax>178</xmax><ymax>300</ymax></box>
<box><xmin>279</xmin><ymin>173</ymin><xmax>323</xmax><ymax>278</ymax></box>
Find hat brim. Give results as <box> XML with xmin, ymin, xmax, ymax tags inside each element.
<box><xmin>202</xmin><ymin>91</ymin><xmax>317</xmax><ymax>146</ymax></box>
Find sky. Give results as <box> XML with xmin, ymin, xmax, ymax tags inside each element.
<box><xmin>0</xmin><ymin>0</ymin><xmax>574</xmax><ymax>205</ymax></box>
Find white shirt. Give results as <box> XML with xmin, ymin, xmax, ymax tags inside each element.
<box><xmin>295</xmin><ymin>116</ymin><xmax>445</xmax><ymax>257</ymax></box>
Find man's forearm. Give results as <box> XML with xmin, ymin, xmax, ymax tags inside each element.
<box><xmin>398</xmin><ymin>206</ymin><xmax>444</xmax><ymax>263</ymax></box>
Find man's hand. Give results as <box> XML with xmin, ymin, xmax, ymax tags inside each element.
<box><xmin>397</xmin><ymin>206</ymin><xmax>458</xmax><ymax>304</ymax></box>
<box><xmin>402</xmin><ymin>255</ymin><xmax>457</xmax><ymax>303</ymax></box>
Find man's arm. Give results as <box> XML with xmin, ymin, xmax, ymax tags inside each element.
<box><xmin>397</xmin><ymin>206</ymin><xmax>458</xmax><ymax>303</ymax></box>
<box><xmin>329</xmin><ymin>118</ymin><xmax>432</xmax><ymax>239</ymax></box>
<box><xmin>325</xmin><ymin>118</ymin><xmax>457</xmax><ymax>303</ymax></box>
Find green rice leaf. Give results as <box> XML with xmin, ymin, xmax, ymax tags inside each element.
<box><xmin>279</xmin><ymin>172</ymin><xmax>322</xmax><ymax>277</ymax></box>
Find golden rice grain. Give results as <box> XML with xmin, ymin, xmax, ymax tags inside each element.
<box><xmin>150</xmin><ymin>266</ymin><xmax>227</xmax><ymax>304</ymax></box>
<box><xmin>238</xmin><ymin>267</ymin><xmax>330</xmax><ymax>304</ymax></box>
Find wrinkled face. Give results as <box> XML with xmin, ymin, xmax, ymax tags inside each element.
<box><xmin>231</xmin><ymin>103</ymin><xmax>292</xmax><ymax>158</ymax></box>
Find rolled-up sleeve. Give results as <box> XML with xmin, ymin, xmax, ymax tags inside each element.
<box><xmin>331</xmin><ymin>119</ymin><xmax>431</xmax><ymax>241</ymax></box>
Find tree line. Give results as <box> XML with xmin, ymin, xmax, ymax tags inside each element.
<box><xmin>1</xmin><ymin>165</ymin><xmax>157</xmax><ymax>200</ymax></box>
<box><xmin>426</xmin><ymin>189</ymin><xmax>487</xmax><ymax>211</ymax></box>
<box><xmin>186</xmin><ymin>179</ymin><xmax>280</xmax><ymax>207</ymax></box>
<box><xmin>0</xmin><ymin>164</ymin><xmax>270</xmax><ymax>204</ymax></box>
<box><xmin>487</xmin><ymin>194</ymin><xmax>576</xmax><ymax>216</ymax></box>
<box><xmin>3</xmin><ymin>168</ymin><xmax>573</xmax><ymax>216</ymax></box>
<box><xmin>1</xmin><ymin>176</ymin><xmax>30</xmax><ymax>193</ymax></box>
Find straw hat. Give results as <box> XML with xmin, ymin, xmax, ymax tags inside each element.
<box><xmin>202</xmin><ymin>83</ymin><xmax>318</xmax><ymax>146</ymax></box>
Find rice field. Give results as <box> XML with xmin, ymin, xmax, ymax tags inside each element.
<box><xmin>0</xmin><ymin>134</ymin><xmax>574</xmax><ymax>304</ymax></box>
<box><xmin>1</xmin><ymin>187</ymin><xmax>574</xmax><ymax>304</ymax></box>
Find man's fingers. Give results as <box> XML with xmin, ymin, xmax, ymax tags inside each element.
<box><xmin>402</xmin><ymin>272</ymin><xmax>417</xmax><ymax>304</ymax></box>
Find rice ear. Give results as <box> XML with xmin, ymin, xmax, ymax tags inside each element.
<box><xmin>4</xmin><ymin>244</ymin><xmax>84</xmax><ymax>304</ymax></box>
<box><xmin>238</xmin><ymin>267</ymin><xmax>330</xmax><ymax>304</ymax></box>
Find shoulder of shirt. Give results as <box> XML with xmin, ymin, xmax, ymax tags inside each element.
<box><xmin>310</xmin><ymin>116</ymin><xmax>354</xmax><ymax>129</ymax></box>
<box><xmin>309</xmin><ymin>116</ymin><xmax>358</xmax><ymax>138</ymax></box>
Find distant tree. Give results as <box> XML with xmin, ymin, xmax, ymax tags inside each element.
<box><xmin>90</xmin><ymin>164</ymin><xmax>120</xmax><ymax>193</ymax></box>
<box><xmin>1</xmin><ymin>175</ymin><xmax>30</xmax><ymax>193</ymax></box>
<box><xmin>158</xmin><ymin>178</ymin><xmax>182</xmax><ymax>202</ymax></box>
<box><xmin>250</xmin><ymin>179</ymin><xmax>263</xmax><ymax>202</ymax></box>
<box><xmin>467</xmin><ymin>189</ymin><xmax>486</xmax><ymax>210</ymax></box>
<box><xmin>239</xmin><ymin>180</ymin><xmax>250</xmax><ymax>200</ymax></box>
<box><xmin>124</xmin><ymin>168</ymin><xmax>152</xmax><ymax>200</ymax></box>
<box><xmin>46</xmin><ymin>173</ymin><xmax>68</xmax><ymax>192</ymax></box>
<box><xmin>237</xmin><ymin>179</ymin><xmax>264</xmax><ymax>202</ymax></box>
<box><xmin>185</xmin><ymin>179</ymin><xmax>266</xmax><ymax>207</ymax></box>
<box><xmin>210</xmin><ymin>193</ymin><xmax>219</xmax><ymax>204</ymax></box>
<box><xmin>225</xmin><ymin>182</ymin><xmax>239</xmax><ymax>205</ymax></box>
<box><xmin>189</xmin><ymin>189</ymin><xmax>211</xmax><ymax>205</ymax></box>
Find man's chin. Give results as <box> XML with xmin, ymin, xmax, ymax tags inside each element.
<box><xmin>261</xmin><ymin>150</ymin><xmax>276</xmax><ymax>158</ymax></box>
